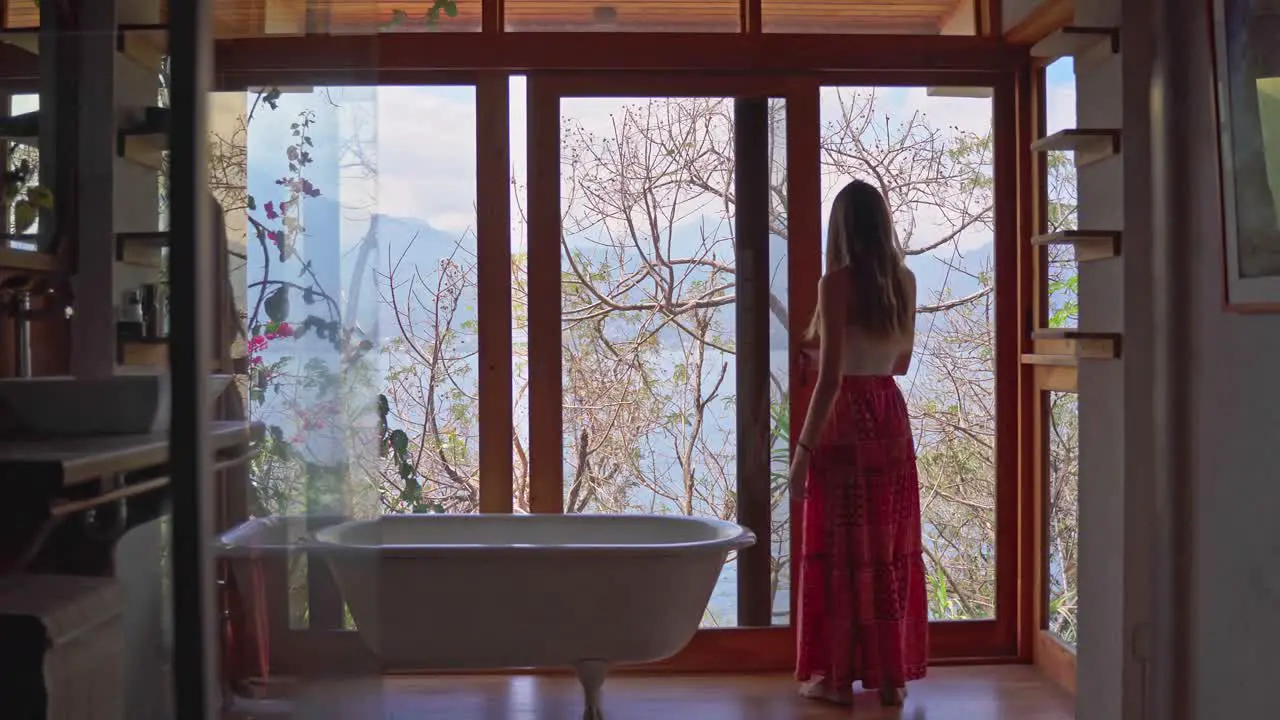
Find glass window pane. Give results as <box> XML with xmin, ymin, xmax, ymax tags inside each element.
<box><xmin>558</xmin><ymin>96</ymin><xmax>740</xmax><ymax>626</ymax></box>
<box><xmin>511</xmin><ymin>75</ymin><xmax>531</xmax><ymax>512</ymax></box>
<box><xmin>505</xmin><ymin>0</ymin><xmax>739</xmax><ymax>32</ymax></box>
<box><xmin>1045</xmin><ymin>58</ymin><xmax>1078</xmax><ymax>329</ymax></box>
<box><xmin>1046</xmin><ymin>390</ymin><xmax>1079</xmax><ymax>646</ymax></box>
<box><xmin>767</xmin><ymin>97</ymin><xmax>791</xmax><ymax>626</ymax></box>
<box><xmin>821</xmin><ymin>85</ymin><xmax>996</xmax><ymax>621</ymax></box>
<box><xmin>6</xmin><ymin>94</ymin><xmax>40</xmax><ymax>248</ymax></box>
<box><xmin>763</xmin><ymin>0</ymin><xmax>977</xmax><ymax>35</ymax></box>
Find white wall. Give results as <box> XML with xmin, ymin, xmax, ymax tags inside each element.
<box><xmin>1173</xmin><ymin>4</ymin><xmax>1280</xmax><ymax>717</ymax></box>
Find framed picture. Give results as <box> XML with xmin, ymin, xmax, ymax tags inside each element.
<box><xmin>1212</xmin><ymin>0</ymin><xmax>1280</xmax><ymax>310</ymax></box>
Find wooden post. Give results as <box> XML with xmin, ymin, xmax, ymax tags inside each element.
<box><xmin>734</xmin><ymin>96</ymin><xmax>772</xmax><ymax>627</ymax></box>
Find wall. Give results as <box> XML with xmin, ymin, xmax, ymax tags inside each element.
<box><xmin>1171</xmin><ymin>2</ymin><xmax>1280</xmax><ymax>717</ymax></box>
<box><xmin>1070</xmin><ymin>0</ymin><xmax>1144</xmax><ymax>718</ymax></box>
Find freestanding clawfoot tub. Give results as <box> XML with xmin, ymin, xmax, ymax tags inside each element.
<box><xmin>309</xmin><ymin>513</ymin><xmax>755</xmax><ymax>719</ymax></box>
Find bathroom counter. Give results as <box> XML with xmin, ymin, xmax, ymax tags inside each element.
<box><xmin>0</xmin><ymin>420</ymin><xmax>262</xmax><ymax>487</ymax></box>
<box><xmin>0</xmin><ymin>421</ymin><xmax>264</xmax><ymax>578</ymax></box>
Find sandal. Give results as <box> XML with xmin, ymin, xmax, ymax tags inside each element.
<box><xmin>798</xmin><ymin>677</ymin><xmax>853</xmax><ymax>705</ymax></box>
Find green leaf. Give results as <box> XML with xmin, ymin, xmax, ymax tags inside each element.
<box><xmin>264</xmin><ymin>286</ymin><xmax>290</xmax><ymax>323</ymax></box>
<box><xmin>389</xmin><ymin>428</ymin><xmax>410</xmax><ymax>456</ymax></box>
<box><xmin>24</xmin><ymin>186</ymin><xmax>53</xmax><ymax>209</ymax></box>
<box><xmin>12</xmin><ymin>201</ymin><xmax>36</xmax><ymax>234</ymax></box>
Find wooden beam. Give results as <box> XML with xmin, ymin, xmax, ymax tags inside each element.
<box><xmin>525</xmin><ymin>74</ymin><xmax>562</xmax><ymax>514</ymax></box>
<box><xmin>783</xmin><ymin>75</ymin><xmax>821</xmax><ymax>631</ymax></box>
<box><xmin>992</xmin><ymin>72</ymin><xmax>1021</xmax><ymax>658</ymax></box>
<box><xmin>1017</xmin><ymin>61</ymin><xmax>1046</xmax><ymax>663</ymax></box>
<box><xmin>211</xmin><ymin>32</ymin><xmax>1025</xmax><ymax>75</ymax></box>
<box><xmin>476</xmin><ymin>71</ymin><xmax>514</xmax><ymax>514</ymax></box>
<box><xmin>733</xmin><ymin>96</ymin><xmax>771</xmax><ymax>627</ymax></box>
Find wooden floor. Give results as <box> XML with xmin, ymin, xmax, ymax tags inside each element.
<box><xmin>226</xmin><ymin>666</ymin><xmax>1074</xmax><ymax>719</ymax></box>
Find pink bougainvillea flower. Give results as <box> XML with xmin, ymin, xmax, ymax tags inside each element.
<box><xmin>277</xmin><ymin>322</ymin><xmax>294</xmax><ymax>337</ymax></box>
<box><xmin>250</xmin><ymin>355</ymin><xmax>264</xmax><ymax>366</ymax></box>
<box><xmin>248</xmin><ymin>335</ymin><xmax>268</xmax><ymax>353</ymax></box>
<box><xmin>264</xmin><ymin>201</ymin><xmax>279</xmax><ymax>220</ymax></box>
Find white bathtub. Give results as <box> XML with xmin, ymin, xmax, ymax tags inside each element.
<box><xmin>311</xmin><ymin>513</ymin><xmax>755</xmax><ymax>718</ymax></box>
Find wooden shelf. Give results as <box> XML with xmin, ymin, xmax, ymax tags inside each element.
<box><xmin>1022</xmin><ymin>354</ymin><xmax>1079</xmax><ymax>392</ymax></box>
<box><xmin>1031</xmin><ymin>230</ymin><xmax>1121</xmax><ymax>262</ymax></box>
<box><xmin>118</xmin><ymin>337</ymin><xmax>168</xmax><ymax>367</ymax></box>
<box><xmin>1021</xmin><ymin>353</ymin><xmax>1078</xmax><ymax>367</ymax></box>
<box><xmin>1031</xmin><ymin>26</ymin><xmax>1120</xmax><ymax>61</ymax></box>
<box><xmin>1031</xmin><ymin>129</ymin><xmax>1121</xmax><ymax>168</ymax></box>
<box><xmin>116</xmin><ymin>231</ymin><xmax>168</xmax><ymax>267</ymax></box>
<box><xmin>117</xmin><ymin>24</ymin><xmax>168</xmax><ymax>70</ymax></box>
<box><xmin>118</xmin><ymin>130</ymin><xmax>167</xmax><ymax>171</ymax></box>
<box><xmin>1030</xmin><ymin>329</ymin><xmax>1121</xmax><ymax>360</ymax></box>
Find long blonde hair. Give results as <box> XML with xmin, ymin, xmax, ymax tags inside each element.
<box><xmin>806</xmin><ymin>180</ymin><xmax>911</xmax><ymax>341</ymax></box>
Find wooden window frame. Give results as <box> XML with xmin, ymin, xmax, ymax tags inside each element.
<box><xmin>0</xmin><ymin>0</ymin><xmax>1031</xmax><ymax>682</ymax></box>
<box><xmin>1018</xmin><ymin>56</ymin><xmax>1079</xmax><ymax>695</ymax></box>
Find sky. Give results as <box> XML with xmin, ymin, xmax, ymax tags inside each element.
<box><xmin>238</xmin><ymin>57</ymin><xmax>1078</xmax><ymax>258</ymax></box>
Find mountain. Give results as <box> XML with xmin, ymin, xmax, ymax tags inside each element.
<box><xmin>249</xmin><ymin>191</ymin><xmax>993</xmax><ymax>365</ymax></box>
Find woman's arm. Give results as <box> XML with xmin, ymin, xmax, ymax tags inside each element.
<box><xmin>892</xmin><ymin>268</ymin><xmax>918</xmax><ymax>376</ymax></box>
<box><xmin>796</xmin><ymin>273</ymin><xmax>848</xmax><ymax>450</ymax></box>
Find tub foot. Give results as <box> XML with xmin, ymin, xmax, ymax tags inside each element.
<box><xmin>574</xmin><ymin>659</ymin><xmax>609</xmax><ymax>720</ymax></box>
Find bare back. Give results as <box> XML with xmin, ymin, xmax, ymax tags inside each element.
<box><xmin>807</xmin><ymin>265</ymin><xmax>917</xmax><ymax>377</ymax></box>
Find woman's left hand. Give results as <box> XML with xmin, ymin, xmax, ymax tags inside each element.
<box><xmin>788</xmin><ymin>447</ymin><xmax>811</xmax><ymax>500</ymax></box>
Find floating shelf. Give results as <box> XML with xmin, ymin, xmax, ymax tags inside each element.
<box><xmin>1031</xmin><ymin>129</ymin><xmax>1121</xmax><ymax>168</ymax></box>
<box><xmin>1031</xmin><ymin>26</ymin><xmax>1120</xmax><ymax>61</ymax></box>
<box><xmin>117</xmin><ymin>24</ymin><xmax>168</xmax><ymax>70</ymax></box>
<box><xmin>1031</xmin><ymin>329</ymin><xmax>1121</xmax><ymax>360</ymax></box>
<box><xmin>1020</xmin><ymin>353</ymin><xmax>1078</xmax><ymax>367</ymax></box>
<box><xmin>118</xmin><ymin>129</ymin><xmax>167</xmax><ymax>171</ymax></box>
<box><xmin>116</xmin><ymin>231</ymin><xmax>168</xmax><ymax>266</ymax></box>
<box><xmin>118</xmin><ymin>337</ymin><xmax>168</xmax><ymax>367</ymax></box>
<box><xmin>1031</xmin><ymin>230</ymin><xmax>1121</xmax><ymax>262</ymax></box>
<box><xmin>1022</xmin><ymin>355</ymin><xmax>1079</xmax><ymax>392</ymax></box>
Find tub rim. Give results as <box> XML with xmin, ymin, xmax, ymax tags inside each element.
<box><xmin>307</xmin><ymin>513</ymin><xmax>757</xmax><ymax>557</ymax></box>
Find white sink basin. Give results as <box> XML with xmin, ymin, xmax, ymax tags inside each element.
<box><xmin>0</xmin><ymin>374</ymin><xmax>233</xmax><ymax>436</ymax></box>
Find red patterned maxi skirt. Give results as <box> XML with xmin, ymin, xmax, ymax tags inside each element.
<box><xmin>795</xmin><ymin>375</ymin><xmax>929</xmax><ymax>693</ymax></box>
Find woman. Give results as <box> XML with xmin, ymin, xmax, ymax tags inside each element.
<box><xmin>790</xmin><ymin>180</ymin><xmax>928</xmax><ymax>707</ymax></box>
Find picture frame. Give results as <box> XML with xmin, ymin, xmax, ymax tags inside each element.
<box><xmin>1211</xmin><ymin>0</ymin><xmax>1280</xmax><ymax>311</ymax></box>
